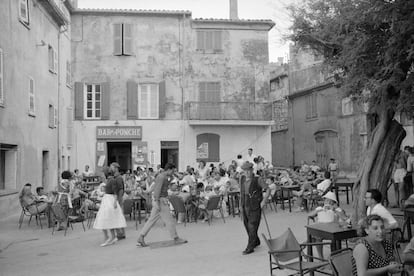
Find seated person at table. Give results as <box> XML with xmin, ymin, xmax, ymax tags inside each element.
<box><xmin>19</xmin><ymin>183</ymin><xmax>51</xmax><ymax>214</ymax></box>
<box><xmin>36</xmin><ymin>187</ymin><xmax>49</xmax><ymax>201</ymax></box>
<box><xmin>198</xmin><ymin>185</ymin><xmax>217</xmax><ymax>222</ymax></box>
<box><xmin>308</xmin><ymin>192</ymin><xmax>349</xmax><ymax>258</ymax></box>
<box><xmin>365</xmin><ymin>189</ymin><xmax>398</xmax><ymax>229</ymax></box>
<box><xmin>315</xmin><ymin>171</ymin><xmax>332</xmax><ymax>194</ymax></box>
<box><xmin>352</xmin><ymin>215</ymin><xmax>403</xmax><ymax>276</ymax></box>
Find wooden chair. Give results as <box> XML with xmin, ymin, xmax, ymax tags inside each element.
<box><xmin>262</xmin><ymin>228</ymin><xmax>331</xmax><ymax>276</ymax></box>
<box><xmin>329</xmin><ymin>248</ymin><xmax>353</xmax><ymax>276</ymax></box>
<box><xmin>123</xmin><ymin>199</ymin><xmax>134</xmax><ymax>220</ymax></box>
<box><xmin>168</xmin><ymin>195</ymin><xmax>189</xmax><ymax>227</ymax></box>
<box><xmin>205</xmin><ymin>195</ymin><xmax>225</xmax><ymax>225</ymax></box>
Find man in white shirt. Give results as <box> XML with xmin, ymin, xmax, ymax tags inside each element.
<box><xmin>365</xmin><ymin>189</ymin><xmax>398</xmax><ymax>229</ymax></box>
<box><xmin>245</xmin><ymin>148</ymin><xmax>256</xmax><ymax>164</ymax></box>
<box><xmin>316</xmin><ymin>171</ymin><xmax>332</xmax><ymax>193</ymax></box>
<box><xmin>82</xmin><ymin>165</ymin><xmax>94</xmax><ymax>178</ymax></box>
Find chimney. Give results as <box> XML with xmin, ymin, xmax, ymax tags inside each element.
<box><xmin>229</xmin><ymin>0</ymin><xmax>238</xmax><ymax>20</ymax></box>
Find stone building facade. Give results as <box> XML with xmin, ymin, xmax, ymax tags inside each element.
<box><xmin>71</xmin><ymin>9</ymin><xmax>275</xmax><ymax>172</ymax></box>
<box><xmin>0</xmin><ymin>0</ymin><xmax>73</xmax><ymax>218</ymax></box>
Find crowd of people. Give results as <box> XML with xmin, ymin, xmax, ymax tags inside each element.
<box><xmin>17</xmin><ymin>145</ymin><xmax>414</xmax><ymax>275</ymax></box>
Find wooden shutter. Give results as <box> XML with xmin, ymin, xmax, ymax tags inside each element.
<box><xmin>196</xmin><ymin>31</ymin><xmax>204</xmax><ymax>50</ymax></box>
<box><xmin>101</xmin><ymin>82</ymin><xmax>110</xmax><ymax>120</ymax></box>
<box><xmin>53</xmin><ymin>48</ymin><xmax>58</xmax><ymax>73</ymax></box>
<box><xmin>113</xmin><ymin>23</ymin><xmax>122</xmax><ymax>55</ymax></box>
<box><xmin>123</xmin><ymin>23</ymin><xmax>133</xmax><ymax>55</ymax></box>
<box><xmin>206</xmin><ymin>31</ymin><xmax>213</xmax><ymax>51</ymax></box>
<box><xmin>312</xmin><ymin>93</ymin><xmax>318</xmax><ymax>118</ymax></box>
<box><xmin>127</xmin><ymin>81</ymin><xmax>138</xmax><ymax>119</ymax></box>
<box><xmin>74</xmin><ymin>82</ymin><xmax>84</xmax><ymax>120</ymax></box>
<box><xmin>213</xmin><ymin>31</ymin><xmax>222</xmax><ymax>51</ymax></box>
<box><xmin>158</xmin><ymin>80</ymin><xmax>166</xmax><ymax>119</ymax></box>
<box><xmin>306</xmin><ymin>94</ymin><xmax>311</xmax><ymax>119</ymax></box>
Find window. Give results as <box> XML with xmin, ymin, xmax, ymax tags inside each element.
<box><xmin>138</xmin><ymin>83</ymin><xmax>159</xmax><ymax>119</ymax></box>
<box><xmin>66</xmin><ymin>60</ymin><xmax>71</xmax><ymax>87</ymax></box>
<box><xmin>341</xmin><ymin>97</ymin><xmax>353</xmax><ymax>116</ymax></box>
<box><xmin>28</xmin><ymin>77</ymin><xmax>35</xmax><ymax>115</ymax></box>
<box><xmin>0</xmin><ymin>48</ymin><xmax>3</xmax><ymax>105</ymax></box>
<box><xmin>84</xmin><ymin>84</ymin><xmax>101</xmax><ymax>119</ymax></box>
<box><xmin>196</xmin><ymin>30</ymin><xmax>222</xmax><ymax>52</ymax></box>
<box><xmin>48</xmin><ymin>45</ymin><xmax>57</xmax><ymax>74</ymax></box>
<box><xmin>305</xmin><ymin>92</ymin><xmax>317</xmax><ymax>119</ymax></box>
<box><xmin>48</xmin><ymin>104</ymin><xmax>57</xmax><ymax>128</ymax></box>
<box><xmin>0</xmin><ymin>144</ymin><xmax>18</xmax><ymax>190</ymax></box>
<box><xmin>19</xmin><ymin>0</ymin><xmax>29</xmax><ymax>25</ymax></box>
<box><xmin>113</xmin><ymin>23</ymin><xmax>133</xmax><ymax>56</ymax></box>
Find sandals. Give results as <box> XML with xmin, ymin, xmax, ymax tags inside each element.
<box><xmin>100</xmin><ymin>237</ymin><xmax>117</xmax><ymax>247</ymax></box>
<box><xmin>136</xmin><ymin>237</ymin><xmax>148</xmax><ymax>247</ymax></box>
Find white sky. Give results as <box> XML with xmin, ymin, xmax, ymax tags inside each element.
<box><xmin>77</xmin><ymin>0</ymin><xmax>298</xmax><ymax>62</ymax></box>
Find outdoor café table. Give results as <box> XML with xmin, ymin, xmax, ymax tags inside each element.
<box><xmin>334</xmin><ymin>178</ymin><xmax>354</xmax><ymax>206</ymax></box>
<box><xmin>280</xmin><ymin>185</ymin><xmax>300</xmax><ymax>212</ymax></box>
<box><xmin>306</xmin><ymin>222</ymin><xmax>358</xmax><ymax>259</ymax></box>
<box><xmin>227</xmin><ymin>191</ymin><xmax>240</xmax><ymax>217</ymax></box>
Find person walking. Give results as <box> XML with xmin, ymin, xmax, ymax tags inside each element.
<box><xmin>239</xmin><ymin>161</ymin><xmax>270</xmax><ymax>255</ymax></box>
<box><xmin>93</xmin><ymin>167</ymin><xmax>127</xmax><ymax>247</ymax></box>
<box><xmin>136</xmin><ymin>163</ymin><xmax>187</xmax><ymax>247</ymax></box>
<box><xmin>109</xmin><ymin>162</ymin><xmax>126</xmax><ymax>240</ymax></box>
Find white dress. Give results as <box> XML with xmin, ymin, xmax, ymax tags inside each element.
<box><xmin>93</xmin><ymin>194</ymin><xmax>126</xmax><ymax>230</ymax></box>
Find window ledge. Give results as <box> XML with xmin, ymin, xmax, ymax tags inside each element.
<box><xmin>28</xmin><ymin>112</ymin><xmax>36</xmax><ymax>117</ymax></box>
<box><xmin>19</xmin><ymin>19</ymin><xmax>30</xmax><ymax>30</ymax></box>
<box><xmin>305</xmin><ymin>117</ymin><xmax>318</xmax><ymax>122</ymax></box>
<box><xmin>0</xmin><ymin>103</ymin><xmax>4</xmax><ymax>108</ymax></box>
<box><xmin>0</xmin><ymin>189</ymin><xmax>18</xmax><ymax>197</ymax></box>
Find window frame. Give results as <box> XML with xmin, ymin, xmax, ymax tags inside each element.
<box><xmin>83</xmin><ymin>83</ymin><xmax>102</xmax><ymax>120</ymax></box>
<box><xmin>48</xmin><ymin>45</ymin><xmax>57</xmax><ymax>74</ymax></box>
<box><xmin>113</xmin><ymin>23</ymin><xmax>133</xmax><ymax>56</ymax></box>
<box><xmin>28</xmin><ymin>76</ymin><xmax>35</xmax><ymax>116</ymax></box>
<box><xmin>341</xmin><ymin>97</ymin><xmax>353</xmax><ymax>116</ymax></box>
<box><xmin>138</xmin><ymin>83</ymin><xmax>159</xmax><ymax>119</ymax></box>
<box><xmin>305</xmin><ymin>92</ymin><xmax>318</xmax><ymax>120</ymax></box>
<box><xmin>19</xmin><ymin>0</ymin><xmax>29</xmax><ymax>26</ymax></box>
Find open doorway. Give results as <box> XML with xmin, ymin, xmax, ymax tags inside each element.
<box><xmin>42</xmin><ymin>151</ymin><xmax>49</xmax><ymax>188</ymax></box>
<box><xmin>161</xmin><ymin>141</ymin><xmax>179</xmax><ymax>170</ymax></box>
<box><xmin>107</xmin><ymin>142</ymin><xmax>132</xmax><ymax>173</ymax></box>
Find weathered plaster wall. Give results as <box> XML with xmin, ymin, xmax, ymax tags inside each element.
<box><xmin>71</xmin><ymin>13</ymin><xmax>191</xmax><ymax>120</ymax></box>
<box><xmin>0</xmin><ymin>0</ymin><xmax>71</xmax><ymax>218</ymax></box>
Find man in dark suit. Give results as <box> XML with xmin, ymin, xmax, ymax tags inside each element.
<box><xmin>240</xmin><ymin>161</ymin><xmax>270</xmax><ymax>255</ymax></box>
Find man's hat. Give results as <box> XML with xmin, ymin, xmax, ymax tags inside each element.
<box><xmin>110</xmin><ymin>162</ymin><xmax>120</xmax><ymax>168</ymax></box>
<box><xmin>323</xmin><ymin>191</ymin><xmax>337</xmax><ymax>203</ymax></box>
<box><xmin>241</xmin><ymin>161</ymin><xmax>254</xmax><ymax>171</ymax></box>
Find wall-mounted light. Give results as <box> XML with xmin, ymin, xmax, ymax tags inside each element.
<box><xmin>114</xmin><ymin>120</ymin><xmax>119</xmax><ymax>125</ymax></box>
<box><xmin>36</xmin><ymin>40</ymin><xmax>46</xmax><ymax>47</ymax></box>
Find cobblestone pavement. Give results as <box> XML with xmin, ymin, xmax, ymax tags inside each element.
<box><xmin>0</xmin><ymin>199</ymin><xmax>354</xmax><ymax>276</ymax></box>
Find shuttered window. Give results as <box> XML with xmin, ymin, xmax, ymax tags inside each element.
<box><xmin>28</xmin><ymin>77</ymin><xmax>35</xmax><ymax>116</ymax></box>
<box><xmin>48</xmin><ymin>104</ymin><xmax>56</xmax><ymax>128</ymax></box>
<box><xmin>306</xmin><ymin>92</ymin><xmax>318</xmax><ymax>119</ymax></box>
<box><xmin>138</xmin><ymin>83</ymin><xmax>158</xmax><ymax>119</ymax></box>
<box><xmin>19</xmin><ymin>0</ymin><xmax>29</xmax><ymax>25</ymax></box>
<box><xmin>0</xmin><ymin>48</ymin><xmax>3</xmax><ymax>105</ymax></box>
<box><xmin>66</xmin><ymin>60</ymin><xmax>71</xmax><ymax>87</ymax></box>
<box><xmin>196</xmin><ymin>30</ymin><xmax>222</xmax><ymax>52</ymax></box>
<box><xmin>75</xmin><ymin>82</ymin><xmax>109</xmax><ymax>120</ymax></box>
<box><xmin>48</xmin><ymin>45</ymin><xmax>57</xmax><ymax>74</ymax></box>
<box><xmin>113</xmin><ymin>23</ymin><xmax>133</xmax><ymax>56</ymax></box>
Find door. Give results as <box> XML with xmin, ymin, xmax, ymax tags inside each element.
<box><xmin>315</xmin><ymin>130</ymin><xmax>339</xmax><ymax>170</ymax></box>
<box><xmin>160</xmin><ymin>141</ymin><xmax>179</xmax><ymax>169</ymax></box>
<box><xmin>42</xmin><ymin>151</ymin><xmax>49</xmax><ymax>188</ymax></box>
<box><xmin>199</xmin><ymin>82</ymin><xmax>220</xmax><ymax>119</ymax></box>
<box><xmin>107</xmin><ymin>142</ymin><xmax>132</xmax><ymax>173</ymax></box>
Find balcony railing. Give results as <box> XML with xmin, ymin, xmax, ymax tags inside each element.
<box><xmin>187</xmin><ymin>101</ymin><xmax>273</xmax><ymax>121</ymax></box>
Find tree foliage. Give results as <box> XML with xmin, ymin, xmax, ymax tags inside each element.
<box><xmin>289</xmin><ymin>0</ymin><xmax>414</xmax><ymax>115</ymax></box>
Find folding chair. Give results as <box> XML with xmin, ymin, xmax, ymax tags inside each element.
<box><xmin>262</xmin><ymin>228</ymin><xmax>331</xmax><ymax>276</ymax></box>
<box><xmin>329</xmin><ymin>248</ymin><xmax>353</xmax><ymax>276</ymax></box>
<box><xmin>168</xmin><ymin>195</ymin><xmax>189</xmax><ymax>227</ymax></box>
<box><xmin>394</xmin><ymin>240</ymin><xmax>412</xmax><ymax>276</ymax></box>
<box><xmin>18</xmin><ymin>203</ymin><xmax>47</xmax><ymax>229</ymax></box>
<box><xmin>205</xmin><ymin>195</ymin><xmax>225</xmax><ymax>225</ymax></box>
<box><xmin>123</xmin><ymin>199</ymin><xmax>134</xmax><ymax>220</ymax></box>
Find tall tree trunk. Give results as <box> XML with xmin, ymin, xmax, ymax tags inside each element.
<box><xmin>352</xmin><ymin>109</ymin><xmax>406</xmax><ymax>222</ymax></box>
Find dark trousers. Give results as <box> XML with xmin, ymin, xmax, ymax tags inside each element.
<box><xmin>242</xmin><ymin>204</ymin><xmax>261</xmax><ymax>250</ymax></box>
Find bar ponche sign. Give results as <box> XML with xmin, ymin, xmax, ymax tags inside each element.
<box><xmin>96</xmin><ymin>126</ymin><xmax>142</xmax><ymax>140</ymax></box>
